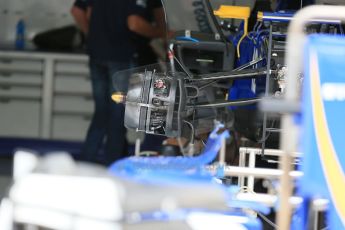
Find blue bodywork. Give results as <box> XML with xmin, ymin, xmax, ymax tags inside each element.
<box><xmin>109</xmin><ymin>125</ymin><xmax>264</xmax><ymax>229</ymax></box>
<box><xmin>293</xmin><ymin>35</ymin><xmax>345</xmax><ymax>229</ymax></box>
<box><xmin>228</xmin><ymin>30</ymin><xmax>268</xmax><ymax>110</ymax></box>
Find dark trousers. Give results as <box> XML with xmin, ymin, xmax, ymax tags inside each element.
<box><xmin>81</xmin><ymin>58</ymin><xmax>131</xmax><ymax>165</ymax></box>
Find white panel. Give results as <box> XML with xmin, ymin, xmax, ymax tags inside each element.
<box><xmin>0</xmin><ymin>73</ymin><xmax>42</xmax><ymax>86</ymax></box>
<box><xmin>0</xmin><ymin>85</ymin><xmax>41</xmax><ymax>98</ymax></box>
<box><xmin>54</xmin><ymin>75</ymin><xmax>91</xmax><ymax>94</ymax></box>
<box><xmin>0</xmin><ymin>59</ymin><xmax>43</xmax><ymax>73</ymax></box>
<box><xmin>53</xmin><ymin>95</ymin><xmax>94</xmax><ymax>114</ymax></box>
<box><xmin>55</xmin><ymin>61</ymin><xmax>89</xmax><ymax>75</ymax></box>
<box><xmin>52</xmin><ymin>115</ymin><xmax>90</xmax><ymax>141</ymax></box>
<box><xmin>0</xmin><ymin>100</ymin><xmax>40</xmax><ymax>137</ymax></box>
<box><xmin>0</xmin><ymin>0</ymin><xmax>9</xmax><ymax>44</ymax></box>
<box><xmin>0</xmin><ymin>51</ymin><xmax>93</xmax><ymax>140</ymax></box>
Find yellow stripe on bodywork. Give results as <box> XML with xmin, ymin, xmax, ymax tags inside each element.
<box><xmin>310</xmin><ymin>52</ymin><xmax>345</xmax><ymax>226</ymax></box>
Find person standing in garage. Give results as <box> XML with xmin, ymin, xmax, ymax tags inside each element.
<box><xmin>127</xmin><ymin>0</ymin><xmax>166</xmax><ymax>66</ymax></box>
<box><xmin>71</xmin><ymin>0</ymin><xmax>134</xmax><ymax>165</ymax></box>
<box><xmin>70</xmin><ymin>0</ymin><xmax>90</xmax><ymax>35</ymax></box>
<box><xmin>70</xmin><ymin>0</ymin><xmax>166</xmax><ymax>165</ymax></box>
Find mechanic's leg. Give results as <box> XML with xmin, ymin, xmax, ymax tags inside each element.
<box><xmin>104</xmin><ymin>61</ymin><xmax>131</xmax><ymax>165</ymax></box>
<box><xmin>81</xmin><ymin>59</ymin><xmax>109</xmax><ymax>162</ymax></box>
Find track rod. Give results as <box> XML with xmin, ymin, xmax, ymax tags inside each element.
<box><xmin>187</xmin><ymin>98</ymin><xmax>260</xmax><ymax>109</ymax></box>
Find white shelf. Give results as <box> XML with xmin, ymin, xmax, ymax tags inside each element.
<box><xmin>0</xmin><ymin>50</ymin><xmax>90</xmax><ymax>141</ymax></box>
